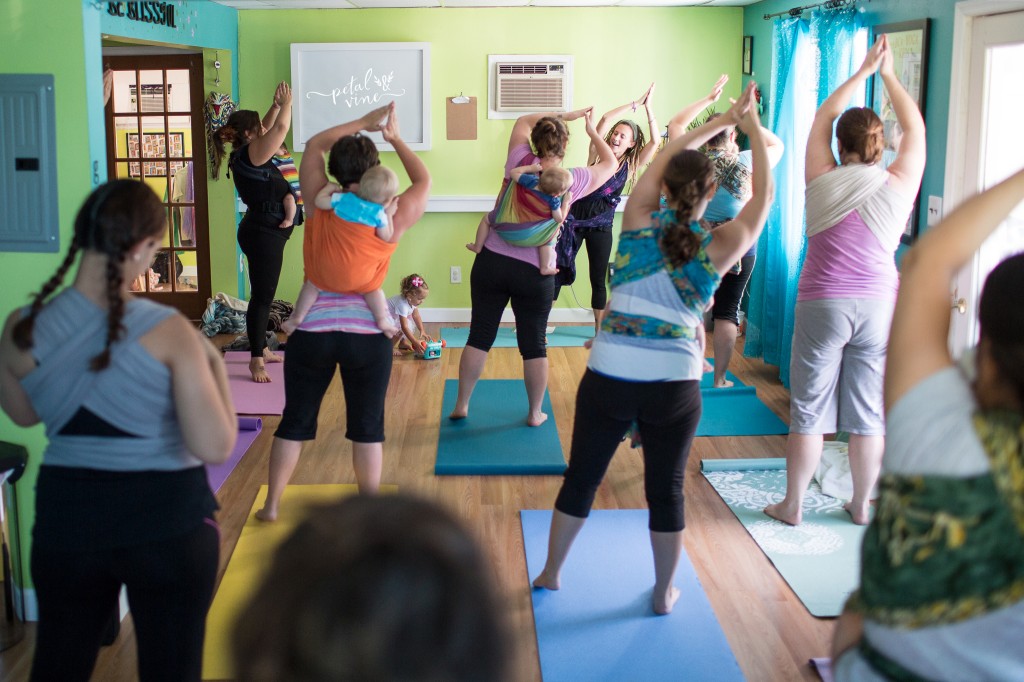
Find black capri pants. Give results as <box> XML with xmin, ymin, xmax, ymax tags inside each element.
<box><xmin>555</xmin><ymin>369</ymin><xmax>703</xmax><ymax>532</ymax></box>
<box><xmin>237</xmin><ymin>221</ymin><xmax>289</xmax><ymax>358</ymax></box>
<box><xmin>711</xmin><ymin>254</ymin><xmax>756</xmax><ymax>326</ymax></box>
<box><xmin>466</xmin><ymin>247</ymin><xmax>554</xmax><ymax>360</ymax></box>
<box><xmin>275</xmin><ymin>329</ymin><xmax>393</xmax><ymax>443</ymax></box>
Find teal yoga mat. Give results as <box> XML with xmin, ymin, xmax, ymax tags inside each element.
<box><xmin>697</xmin><ymin>385</ymin><xmax>788</xmax><ymax>437</ymax></box>
<box><xmin>700</xmin><ymin>458</ymin><xmax>866</xmax><ymax>617</ymax></box>
<box><xmin>436</xmin><ymin>380</ymin><xmax>565</xmax><ymax>475</ymax></box>
<box><xmin>522</xmin><ymin>509</ymin><xmax>744</xmax><ymax>681</ymax></box>
<box><xmin>440</xmin><ymin>326</ymin><xmax>591</xmax><ymax>348</ymax></box>
<box><xmin>699</xmin><ymin>357</ymin><xmax>745</xmax><ymax>389</ymax></box>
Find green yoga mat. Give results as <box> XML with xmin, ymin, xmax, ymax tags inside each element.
<box><xmin>440</xmin><ymin>326</ymin><xmax>591</xmax><ymax>348</ymax></box>
<box><xmin>696</xmin><ymin>385</ymin><xmax>788</xmax><ymax>437</ymax></box>
<box><xmin>436</xmin><ymin>379</ymin><xmax>565</xmax><ymax>475</ymax></box>
<box><xmin>700</xmin><ymin>458</ymin><xmax>866</xmax><ymax>617</ymax></box>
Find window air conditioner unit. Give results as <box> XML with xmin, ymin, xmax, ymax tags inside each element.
<box><xmin>495</xmin><ymin>61</ymin><xmax>570</xmax><ymax>113</ymax></box>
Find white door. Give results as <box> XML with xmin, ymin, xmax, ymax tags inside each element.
<box><xmin>948</xmin><ymin>8</ymin><xmax>1024</xmax><ymax>355</ymax></box>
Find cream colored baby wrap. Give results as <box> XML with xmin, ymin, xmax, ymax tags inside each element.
<box><xmin>805</xmin><ymin>163</ymin><xmax>914</xmax><ymax>248</ymax></box>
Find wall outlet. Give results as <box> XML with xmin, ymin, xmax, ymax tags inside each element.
<box><xmin>450</xmin><ymin>266</ymin><xmax>462</xmax><ymax>284</ymax></box>
<box><xmin>927</xmin><ymin>195</ymin><xmax>943</xmax><ymax>227</ymax></box>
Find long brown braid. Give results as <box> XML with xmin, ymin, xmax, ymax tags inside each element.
<box><xmin>605</xmin><ymin>120</ymin><xmax>648</xmax><ymax>191</ymax></box>
<box><xmin>13</xmin><ymin>180</ymin><xmax>167</xmax><ymax>371</ymax></box>
<box><xmin>659</xmin><ymin>150</ymin><xmax>716</xmax><ymax>268</ymax></box>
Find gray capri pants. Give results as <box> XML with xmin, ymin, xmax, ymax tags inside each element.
<box><xmin>789</xmin><ymin>298</ymin><xmax>894</xmax><ymax>436</ymax></box>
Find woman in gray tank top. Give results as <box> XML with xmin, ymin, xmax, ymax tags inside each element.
<box><xmin>0</xmin><ymin>180</ymin><xmax>237</xmax><ymax>681</ymax></box>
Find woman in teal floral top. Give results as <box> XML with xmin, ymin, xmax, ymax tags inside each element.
<box><xmin>532</xmin><ymin>83</ymin><xmax>774</xmax><ymax>615</ymax></box>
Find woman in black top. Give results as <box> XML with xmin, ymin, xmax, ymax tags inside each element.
<box><xmin>554</xmin><ymin>83</ymin><xmax>661</xmax><ymax>334</ymax></box>
<box><xmin>212</xmin><ymin>82</ymin><xmax>298</xmax><ymax>382</ymax></box>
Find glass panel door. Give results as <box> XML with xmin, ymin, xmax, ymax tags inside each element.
<box><xmin>105</xmin><ymin>53</ymin><xmax>211</xmax><ymax>320</ymax></box>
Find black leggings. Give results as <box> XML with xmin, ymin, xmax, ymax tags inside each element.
<box><xmin>237</xmin><ymin>222</ymin><xmax>288</xmax><ymax>358</ymax></box>
<box><xmin>466</xmin><ymin>247</ymin><xmax>554</xmax><ymax>360</ymax></box>
<box><xmin>555</xmin><ymin>370</ymin><xmax>702</xmax><ymax>532</ymax></box>
<box><xmin>30</xmin><ymin>521</ymin><xmax>219</xmax><ymax>682</ymax></box>
<box><xmin>553</xmin><ymin>228</ymin><xmax>613</xmax><ymax>309</ymax></box>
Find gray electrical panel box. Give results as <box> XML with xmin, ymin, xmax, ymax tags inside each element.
<box><xmin>0</xmin><ymin>74</ymin><xmax>59</xmax><ymax>253</ymax></box>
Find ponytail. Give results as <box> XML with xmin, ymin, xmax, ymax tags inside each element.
<box><xmin>212</xmin><ymin>110</ymin><xmax>261</xmax><ymax>179</ymax></box>
<box><xmin>659</xmin><ymin>150</ymin><xmax>716</xmax><ymax>268</ymax></box>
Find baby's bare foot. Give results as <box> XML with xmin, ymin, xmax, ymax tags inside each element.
<box><xmin>466</xmin><ymin>242</ymin><xmax>481</xmax><ymax>253</ymax></box>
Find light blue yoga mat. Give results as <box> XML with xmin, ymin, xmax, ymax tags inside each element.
<box><xmin>436</xmin><ymin>380</ymin><xmax>565</xmax><ymax>475</ymax></box>
<box><xmin>700</xmin><ymin>458</ymin><xmax>866</xmax><ymax>617</ymax></box>
<box><xmin>697</xmin><ymin>385</ymin><xmax>788</xmax><ymax>437</ymax></box>
<box><xmin>440</xmin><ymin>326</ymin><xmax>591</xmax><ymax>348</ymax></box>
<box><xmin>522</xmin><ymin>509</ymin><xmax>744</xmax><ymax>682</ymax></box>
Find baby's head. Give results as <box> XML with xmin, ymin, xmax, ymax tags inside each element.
<box><xmin>356</xmin><ymin>165</ymin><xmax>399</xmax><ymax>206</ymax></box>
<box><xmin>538</xmin><ymin>166</ymin><xmax>572</xmax><ymax>197</ymax></box>
<box><xmin>401</xmin><ymin>273</ymin><xmax>429</xmax><ymax>306</ymax></box>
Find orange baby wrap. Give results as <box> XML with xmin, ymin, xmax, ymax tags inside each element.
<box><xmin>303</xmin><ymin>207</ymin><xmax>397</xmax><ymax>294</ymax></box>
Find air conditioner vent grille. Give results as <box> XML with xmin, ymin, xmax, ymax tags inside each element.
<box><xmin>498</xmin><ymin>64</ymin><xmax>549</xmax><ymax>75</ymax></box>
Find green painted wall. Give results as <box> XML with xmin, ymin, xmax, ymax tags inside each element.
<box><xmin>237</xmin><ymin>7</ymin><xmax>744</xmax><ymax>309</ymax></box>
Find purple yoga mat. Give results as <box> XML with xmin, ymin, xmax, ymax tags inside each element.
<box><xmin>224</xmin><ymin>351</ymin><xmax>285</xmax><ymax>415</ymax></box>
<box><xmin>206</xmin><ymin>416</ymin><xmax>263</xmax><ymax>493</ymax></box>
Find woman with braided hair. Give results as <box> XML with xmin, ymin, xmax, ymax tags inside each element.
<box><xmin>532</xmin><ymin>84</ymin><xmax>773</xmax><ymax>615</ymax></box>
<box><xmin>0</xmin><ymin>179</ymin><xmax>237</xmax><ymax>681</ymax></box>
<box><xmin>553</xmin><ymin>83</ymin><xmax>662</xmax><ymax>334</ymax></box>
<box><xmin>211</xmin><ymin>81</ymin><xmax>301</xmax><ymax>383</ymax></box>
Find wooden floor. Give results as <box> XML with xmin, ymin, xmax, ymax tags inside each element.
<box><xmin>0</xmin><ymin>325</ymin><xmax>833</xmax><ymax>681</ymax></box>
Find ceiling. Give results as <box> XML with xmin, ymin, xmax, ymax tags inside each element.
<box><xmin>212</xmin><ymin>0</ymin><xmax>758</xmax><ymax>8</ymax></box>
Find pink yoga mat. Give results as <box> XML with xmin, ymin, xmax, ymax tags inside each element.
<box><xmin>206</xmin><ymin>417</ymin><xmax>262</xmax><ymax>493</ymax></box>
<box><xmin>224</xmin><ymin>351</ymin><xmax>285</xmax><ymax>415</ymax></box>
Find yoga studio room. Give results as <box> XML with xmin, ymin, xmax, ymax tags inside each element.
<box><xmin>3</xmin><ymin>0</ymin><xmax>1024</xmax><ymax>680</ymax></box>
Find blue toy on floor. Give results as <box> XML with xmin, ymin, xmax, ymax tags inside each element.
<box><xmin>418</xmin><ymin>340</ymin><xmax>443</xmax><ymax>360</ymax></box>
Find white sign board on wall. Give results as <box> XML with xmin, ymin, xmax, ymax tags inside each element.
<box><xmin>290</xmin><ymin>42</ymin><xmax>431</xmax><ymax>152</ymax></box>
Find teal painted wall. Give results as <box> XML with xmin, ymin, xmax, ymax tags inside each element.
<box><xmin>743</xmin><ymin>0</ymin><xmax>958</xmax><ymax>244</ymax></box>
<box><xmin>237</xmin><ymin>7</ymin><xmax>745</xmax><ymax>309</ymax></box>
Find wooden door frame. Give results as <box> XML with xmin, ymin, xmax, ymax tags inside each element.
<box><xmin>103</xmin><ymin>53</ymin><xmax>211</xmax><ymax>320</ymax></box>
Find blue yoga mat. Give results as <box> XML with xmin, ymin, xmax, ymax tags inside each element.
<box><xmin>522</xmin><ymin>509</ymin><xmax>744</xmax><ymax>682</ymax></box>
<box><xmin>440</xmin><ymin>326</ymin><xmax>591</xmax><ymax>348</ymax></box>
<box><xmin>697</xmin><ymin>385</ymin><xmax>788</xmax><ymax>437</ymax></box>
<box><xmin>700</xmin><ymin>458</ymin><xmax>866</xmax><ymax>617</ymax></box>
<box><xmin>436</xmin><ymin>380</ymin><xmax>565</xmax><ymax>475</ymax></box>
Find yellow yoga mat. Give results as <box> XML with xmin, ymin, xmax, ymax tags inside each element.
<box><xmin>202</xmin><ymin>484</ymin><xmax>395</xmax><ymax>680</ymax></box>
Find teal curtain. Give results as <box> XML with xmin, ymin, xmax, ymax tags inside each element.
<box><xmin>744</xmin><ymin>11</ymin><xmax>863</xmax><ymax>387</ymax></box>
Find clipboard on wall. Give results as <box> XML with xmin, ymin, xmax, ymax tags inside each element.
<box><xmin>446</xmin><ymin>95</ymin><xmax>477</xmax><ymax>140</ymax></box>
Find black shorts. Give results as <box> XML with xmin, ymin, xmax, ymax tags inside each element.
<box><xmin>275</xmin><ymin>329</ymin><xmax>393</xmax><ymax>443</ymax></box>
<box><xmin>712</xmin><ymin>254</ymin><xmax>756</xmax><ymax>326</ymax></box>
